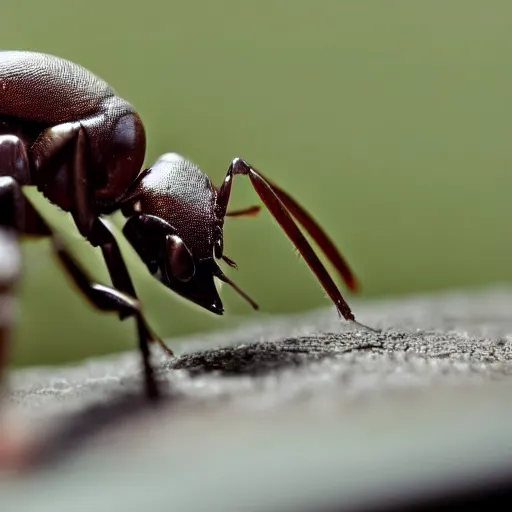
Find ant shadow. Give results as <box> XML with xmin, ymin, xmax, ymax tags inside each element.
<box><xmin>24</xmin><ymin>390</ymin><xmax>162</xmax><ymax>471</ymax></box>
<box><xmin>19</xmin><ymin>331</ymin><xmax>384</xmax><ymax>472</ymax></box>
<box><xmin>169</xmin><ymin>332</ymin><xmax>384</xmax><ymax>376</ymax></box>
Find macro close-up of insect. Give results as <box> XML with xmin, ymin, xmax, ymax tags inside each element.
<box><xmin>0</xmin><ymin>50</ymin><xmax>370</xmax><ymax>401</ymax></box>
<box><xmin>3</xmin><ymin>3</ymin><xmax>512</xmax><ymax>510</ymax></box>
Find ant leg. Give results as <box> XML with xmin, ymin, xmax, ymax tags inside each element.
<box><xmin>51</xmin><ymin>238</ymin><xmax>142</xmax><ymax>319</ymax></box>
<box><xmin>70</xmin><ymin>127</ymin><xmax>169</xmax><ymax>397</ymax></box>
<box><xmin>32</xmin><ymin>124</ymin><xmax>165</xmax><ymax>400</ymax></box>
<box><xmin>226</xmin><ymin>205</ymin><xmax>261</xmax><ymax>217</ymax></box>
<box><xmin>89</xmin><ymin>218</ymin><xmax>175</xmax><ymax>379</ymax></box>
<box><xmin>216</xmin><ymin>158</ymin><xmax>377</xmax><ymax>332</ymax></box>
<box><xmin>51</xmin><ymin>240</ymin><xmax>171</xmax><ymax>399</ymax></box>
<box><xmin>0</xmin><ymin>172</ymin><xmax>151</xmax><ymax>375</ymax></box>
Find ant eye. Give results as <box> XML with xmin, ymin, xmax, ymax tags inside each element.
<box><xmin>166</xmin><ymin>235</ymin><xmax>195</xmax><ymax>282</ymax></box>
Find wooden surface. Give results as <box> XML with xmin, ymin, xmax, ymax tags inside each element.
<box><xmin>2</xmin><ymin>287</ymin><xmax>512</xmax><ymax>511</ymax></box>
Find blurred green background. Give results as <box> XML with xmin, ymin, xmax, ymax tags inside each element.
<box><xmin>1</xmin><ymin>0</ymin><xmax>511</xmax><ymax>366</ymax></box>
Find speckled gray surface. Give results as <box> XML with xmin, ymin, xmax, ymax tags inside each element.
<box><xmin>2</xmin><ymin>287</ymin><xmax>512</xmax><ymax>511</ymax></box>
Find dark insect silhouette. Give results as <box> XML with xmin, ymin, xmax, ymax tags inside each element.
<box><xmin>0</xmin><ymin>50</ymin><xmax>371</xmax><ymax>400</ymax></box>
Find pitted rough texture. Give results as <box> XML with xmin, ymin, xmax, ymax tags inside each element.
<box><xmin>0</xmin><ymin>51</ymin><xmax>115</xmax><ymax>123</ymax></box>
<box><xmin>3</xmin><ymin>287</ymin><xmax>512</xmax><ymax>512</ymax></box>
<box><xmin>0</xmin><ymin>50</ymin><xmax>146</xmax><ymax>207</ymax></box>
<box><xmin>131</xmin><ymin>153</ymin><xmax>218</xmax><ymax>258</ymax></box>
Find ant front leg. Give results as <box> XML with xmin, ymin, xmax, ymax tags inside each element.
<box><xmin>216</xmin><ymin>158</ymin><xmax>377</xmax><ymax>331</ymax></box>
<box><xmin>32</xmin><ymin>123</ymin><xmax>164</xmax><ymax>400</ymax></box>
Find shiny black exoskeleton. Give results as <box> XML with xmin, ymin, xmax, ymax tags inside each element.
<box><xmin>0</xmin><ymin>51</ymin><xmax>367</xmax><ymax>400</ymax></box>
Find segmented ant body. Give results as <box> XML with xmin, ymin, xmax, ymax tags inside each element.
<box><xmin>0</xmin><ymin>51</ymin><xmax>367</xmax><ymax>399</ymax></box>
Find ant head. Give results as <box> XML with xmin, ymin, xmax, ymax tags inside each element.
<box><xmin>121</xmin><ymin>209</ymin><xmax>228</xmax><ymax>314</ymax></box>
<box><xmin>120</xmin><ymin>153</ymin><xmax>224</xmax><ymax>313</ymax></box>
<box><xmin>120</xmin><ymin>153</ymin><xmax>257</xmax><ymax>313</ymax></box>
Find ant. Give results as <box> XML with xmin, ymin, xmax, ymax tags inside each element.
<box><xmin>0</xmin><ymin>50</ymin><xmax>372</xmax><ymax>401</ymax></box>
